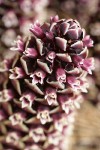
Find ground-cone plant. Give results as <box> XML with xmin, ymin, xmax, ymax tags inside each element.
<box><xmin>0</xmin><ymin>16</ymin><xmax>94</xmax><ymax>150</ymax></box>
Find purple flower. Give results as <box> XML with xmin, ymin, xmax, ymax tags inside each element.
<box><xmin>53</xmin><ymin>113</ymin><xmax>68</xmax><ymax>132</ymax></box>
<box><xmin>45</xmin><ymin>87</ymin><xmax>58</xmax><ymax>105</ymax></box>
<box><xmin>50</xmin><ymin>15</ymin><xmax>59</xmax><ymax>23</ymax></box>
<box><xmin>58</xmin><ymin>94</ymin><xmax>74</xmax><ymax>114</ymax></box>
<box><xmin>10</xmin><ymin>36</ymin><xmax>24</xmax><ymax>52</ymax></box>
<box><xmin>9</xmin><ymin>67</ymin><xmax>25</xmax><ymax>79</ymax></box>
<box><xmin>56</xmin><ymin>53</ymin><xmax>72</xmax><ymax>62</ymax></box>
<box><xmin>30</xmin><ymin>21</ymin><xmax>45</xmax><ymax>38</ymax></box>
<box><xmin>60</xmin><ymin>21</ymin><xmax>70</xmax><ymax>35</ymax></box>
<box><xmin>24</xmin><ymin>48</ymin><xmax>38</xmax><ymax>58</ymax></box>
<box><xmin>30</xmin><ymin>69</ymin><xmax>46</xmax><ymax>85</ymax></box>
<box><xmin>62</xmin><ymin>99</ymin><xmax>74</xmax><ymax>114</ymax></box>
<box><xmin>48</xmin><ymin>131</ymin><xmax>62</xmax><ymax>145</ymax></box>
<box><xmin>37</xmin><ymin>107</ymin><xmax>51</xmax><ymax>124</ymax></box>
<box><xmin>71</xmin><ymin>41</ymin><xmax>83</xmax><ymax>50</ymax></box>
<box><xmin>55</xmin><ymin>37</ymin><xmax>67</xmax><ymax>51</ymax></box>
<box><xmin>20</xmin><ymin>91</ymin><xmax>36</xmax><ymax>108</ymax></box>
<box><xmin>82</xmin><ymin>35</ymin><xmax>94</xmax><ymax>47</ymax></box>
<box><xmin>46</xmin><ymin>31</ymin><xmax>54</xmax><ymax>39</ymax></box>
<box><xmin>6</xmin><ymin>132</ymin><xmax>20</xmax><ymax>144</ymax></box>
<box><xmin>9</xmin><ymin>112</ymin><xmax>26</xmax><ymax>125</ymax></box>
<box><xmin>67</xmin><ymin>76</ymin><xmax>80</xmax><ymax>91</ymax></box>
<box><xmin>29</xmin><ymin>126</ymin><xmax>46</xmax><ymax>142</ymax></box>
<box><xmin>56</xmin><ymin>68</ymin><xmax>66</xmax><ymax>83</ymax></box>
<box><xmin>73</xmin><ymin>56</ymin><xmax>94</xmax><ymax>74</ymax></box>
<box><xmin>81</xmin><ymin>58</ymin><xmax>94</xmax><ymax>74</ymax></box>
<box><xmin>67</xmin><ymin>28</ymin><xmax>82</xmax><ymax>40</ymax></box>
<box><xmin>46</xmin><ymin>51</ymin><xmax>56</xmax><ymax>63</ymax></box>
<box><xmin>0</xmin><ymin>89</ymin><xmax>14</xmax><ymax>102</ymax></box>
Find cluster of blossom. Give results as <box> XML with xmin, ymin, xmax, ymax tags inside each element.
<box><xmin>52</xmin><ymin>0</ymin><xmax>100</xmax><ymax>108</ymax></box>
<box><xmin>0</xmin><ymin>16</ymin><xmax>94</xmax><ymax>149</ymax></box>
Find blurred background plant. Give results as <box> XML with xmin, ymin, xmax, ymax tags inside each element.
<box><xmin>0</xmin><ymin>0</ymin><xmax>56</xmax><ymax>55</ymax></box>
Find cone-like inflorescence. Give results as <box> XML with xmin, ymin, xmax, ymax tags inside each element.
<box><xmin>53</xmin><ymin>0</ymin><xmax>100</xmax><ymax>109</ymax></box>
<box><xmin>0</xmin><ymin>16</ymin><xmax>94</xmax><ymax>150</ymax></box>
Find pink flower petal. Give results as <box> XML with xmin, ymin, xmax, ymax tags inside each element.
<box><xmin>82</xmin><ymin>35</ymin><xmax>93</xmax><ymax>47</ymax></box>
<box><xmin>30</xmin><ymin>22</ymin><xmax>45</xmax><ymax>38</ymax></box>
<box><xmin>60</xmin><ymin>22</ymin><xmax>70</xmax><ymax>35</ymax></box>
<box><xmin>55</xmin><ymin>37</ymin><xmax>67</xmax><ymax>51</ymax></box>
<box><xmin>24</xmin><ymin>48</ymin><xmax>38</xmax><ymax>58</ymax></box>
<box><xmin>45</xmin><ymin>87</ymin><xmax>58</xmax><ymax>105</ymax></box>
<box><xmin>56</xmin><ymin>68</ymin><xmax>66</xmax><ymax>83</ymax></box>
<box><xmin>56</xmin><ymin>53</ymin><xmax>72</xmax><ymax>62</ymax></box>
